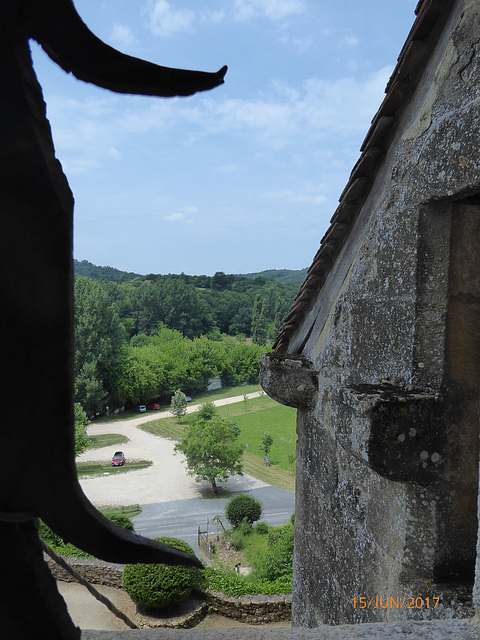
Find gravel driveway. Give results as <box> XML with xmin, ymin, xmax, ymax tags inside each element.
<box><xmin>77</xmin><ymin>392</ymin><xmax>268</xmax><ymax>506</ymax></box>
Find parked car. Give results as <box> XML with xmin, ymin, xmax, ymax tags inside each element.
<box><xmin>186</xmin><ymin>396</ymin><xmax>192</xmax><ymax>402</ymax></box>
<box><xmin>112</xmin><ymin>451</ymin><xmax>125</xmax><ymax>467</ymax></box>
<box><xmin>147</xmin><ymin>403</ymin><xmax>161</xmax><ymax>410</ymax></box>
<box><xmin>136</xmin><ymin>405</ymin><xmax>147</xmax><ymax>413</ymax></box>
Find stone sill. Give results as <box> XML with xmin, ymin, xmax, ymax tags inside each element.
<box><xmin>81</xmin><ymin>618</ymin><xmax>480</xmax><ymax>639</ymax></box>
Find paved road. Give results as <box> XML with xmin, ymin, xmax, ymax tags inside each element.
<box><xmin>134</xmin><ymin>486</ymin><xmax>295</xmax><ymax>556</ymax></box>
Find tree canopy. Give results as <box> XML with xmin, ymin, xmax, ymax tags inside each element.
<box><xmin>174</xmin><ymin>417</ymin><xmax>244</xmax><ymax>493</ymax></box>
<box><xmin>73</xmin><ymin>267</ymin><xmax>298</xmax><ymax>415</ymax></box>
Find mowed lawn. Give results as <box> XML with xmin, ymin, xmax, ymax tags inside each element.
<box><xmin>142</xmin><ymin>392</ymin><xmax>297</xmax><ymax>491</ymax></box>
<box><xmin>233</xmin><ymin>404</ymin><xmax>297</xmax><ymax>472</ymax></box>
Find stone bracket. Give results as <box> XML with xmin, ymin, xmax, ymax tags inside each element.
<box><xmin>259</xmin><ymin>354</ymin><xmax>318</xmax><ymax>409</ymax></box>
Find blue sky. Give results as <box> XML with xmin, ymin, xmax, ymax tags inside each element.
<box><xmin>31</xmin><ymin>0</ymin><xmax>418</xmax><ymax>276</ymax></box>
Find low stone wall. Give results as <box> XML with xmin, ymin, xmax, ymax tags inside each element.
<box><xmin>47</xmin><ymin>555</ymin><xmax>292</xmax><ymax>625</ymax></box>
<box><xmin>203</xmin><ymin>590</ymin><xmax>292</xmax><ymax>624</ymax></box>
<box><xmin>46</xmin><ymin>555</ymin><xmax>124</xmax><ymax>588</ymax></box>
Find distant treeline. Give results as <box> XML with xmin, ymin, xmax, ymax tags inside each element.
<box><xmin>74</xmin><ymin>259</ymin><xmax>307</xmax><ymax>287</ymax></box>
<box><xmin>74</xmin><ymin>266</ymin><xmax>301</xmax><ymax>417</ymax></box>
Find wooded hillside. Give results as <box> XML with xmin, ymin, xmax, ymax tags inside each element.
<box><xmin>74</xmin><ymin>264</ymin><xmax>300</xmax><ymax>417</ymax></box>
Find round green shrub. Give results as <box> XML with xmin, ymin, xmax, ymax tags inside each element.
<box><xmin>224</xmin><ymin>493</ymin><xmax>262</xmax><ymax>528</ymax></box>
<box><xmin>122</xmin><ymin>537</ymin><xmax>199</xmax><ymax>609</ymax></box>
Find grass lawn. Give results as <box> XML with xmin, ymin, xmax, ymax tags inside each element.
<box><xmin>76</xmin><ymin>459</ymin><xmax>152</xmax><ymax>478</ymax></box>
<box><xmin>87</xmin><ymin>433</ymin><xmax>129</xmax><ymax>450</ymax></box>
<box><xmin>141</xmin><ymin>391</ymin><xmax>297</xmax><ymax>491</ymax></box>
<box><xmin>102</xmin><ymin>504</ymin><xmax>142</xmax><ymax>518</ymax></box>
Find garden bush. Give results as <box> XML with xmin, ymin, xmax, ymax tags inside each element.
<box><xmin>105</xmin><ymin>513</ymin><xmax>134</xmax><ymax>532</ymax></box>
<box><xmin>122</xmin><ymin>537</ymin><xmax>199</xmax><ymax>609</ymax></box>
<box><xmin>224</xmin><ymin>493</ymin><xmax>262</xmax><ymax>528</ymax></box>
<box><xmin>254</xmin><ymin>520</ymin><xmax>269</xmax><ymax>535</ymax></box>
<box><xmin>258</xmin><ymin>523</ymin><xmax>294</xmax><ymax>582</ymax></box>
<box><xmin>200</xmin><ymin>566</ymin><xmax>291</xmax><ymax>596</ymax></box>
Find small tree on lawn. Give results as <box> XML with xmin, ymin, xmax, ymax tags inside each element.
<box><xmin>174</xmin><ymin>417</ymin><xmax>244</xmax><ymax>494</ymax></box>
<box><xmin>260</xmin><ymin>432</ymin><xmax>273</xmax><ymax>457</ymax></box>
<box><xmin>170</xmin><ymin>389</ymin><xmax>188</xmax><ymax>422</ymax></box>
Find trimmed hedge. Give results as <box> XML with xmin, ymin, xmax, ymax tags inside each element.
<box><xmin>122</xmin><ymin>537</ymin><xmax>200</xmax><ymax>609</ymax></box>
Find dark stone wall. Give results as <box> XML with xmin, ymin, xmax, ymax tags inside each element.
<box><xmin>262</xmin><ymin>0</ymin><xmax>480</xmax><ymax>627</ymax></box>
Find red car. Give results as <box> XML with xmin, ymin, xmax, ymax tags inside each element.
<box><xmin>147</xmin><ymin>403</ymin><xmax>161</xmax><ymax>410</ymax></box>
<box><xmin>111</xmin><ymin>451</ymin><xmax>125</xmax><ymax>467</ymax></box>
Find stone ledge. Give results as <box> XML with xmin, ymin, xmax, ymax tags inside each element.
<box><xmin>81</xmin><ymin>617</ymin><xmax>480</xmax><ymax>639</ymax></box>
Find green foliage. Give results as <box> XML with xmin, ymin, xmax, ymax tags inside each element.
<box><xmin>74</xmin><ymin>401</ymin><xmax>91</xmax><ymax>456</ymax></box>
<box><xmin>195</xmin><ymin>401</ymin><xmax>217</xmax><ymax>421</ymax></box>
<box><xmin>254</xmin><ymin>521</ymin><xmax>269</xmax><ymax>535</ymax></box>
<box><xmin>122</xmin><ymin>537</ymin><xmax>199</xmax><ymax>609</ymax></box>
<box><xmin>230</xmin><ymin>528</ymin><xmax>246</xmax><ymax>550</ymax></box>
<box><xmin>219</xmin><ymin>339</ymin><xmax>269</xmax><ymax>387</ymax></box>
<box><xmin>224</xmin><ymin>493</ymin><xmax>262</xmax><ymax>528</ymax></box>
<box><xmin>200</xmin><ymin>567</ymin><xmax>291</xmax><ymax>596</ymax></box>
<box><xmin>174</xmin><ymin>417</ymin><xmax>244</xmax><ymax>490</ymax></box>
<box><xmin>257</xmin><ymin>523</ymin><xmax>294</xmax><ymax>582</ymax></box>
<box><xmin>105</xmin><ymin>513</ymin><xmax>134</xmax><ymax>532</ymax></box>
<box><xmin>74</xmin><ymin>276</ymin><xmax>125</xmax><ymax>415</ymax></box>
<box><xmin>73</xmin><ymin>264</ymin><xmax>295</xmax><ymax>412</ymax></box>
<box><xmin>170</xmin><ymin>389</ymin><xmax>188</xmax><ymax>421</ymax></box>
<box><xmin>259</xmin><ymin>432</ymin><xmax>274</xmax><ymax>457</ymax></box>
<box><xmin>251</xmin><ymin>294</ymin><xmax>268</xmax><ymax>345</ymax></box>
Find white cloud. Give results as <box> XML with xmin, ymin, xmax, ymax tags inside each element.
<box><xmin>142</xmin><ymin>0</ymin><xmax>306</xmax><ymax>38</ymax></box>
<box><xmin>110</xmin><ymin>23</ymin><xmax>138</xmax><ymax>50</ymax></box>
<box><xmin>232</xmin><ymin>0</ymin><xmax>306</xmax><ymax>21</ymax></box>
<box><xmin>145</xmin><ymin>0</ymin><xmax>195</xmax><ymax>37</ymax></box>
<box><xmin>164</xmin><ymin>206</ymin><xmax>197</xmax><ymax>222</ymax></box>
<box><xmin>164</xmin><ymin>212</ymin><xmax>186</xmax><ymax>221</ymax></box>
<box><xmin>262</xmin><ymin>188</ymin><xmax>327</xmax><ymax>205</ymax></box>
<box><xmin>341</xmin><ymin>35</ymin><xmax>359</xmax><ymax>47</ymax></box>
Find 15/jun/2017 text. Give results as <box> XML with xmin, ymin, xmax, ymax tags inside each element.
<box><xmin>352</xmin><ymin>597</ymin><xmax>440</xmax><ymax>610</ymax></box>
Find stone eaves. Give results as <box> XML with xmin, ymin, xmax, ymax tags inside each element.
<box><xmin>273</xmin><ymin>0</ymin><xmax>455</xmax><ymax>355</ymax></box>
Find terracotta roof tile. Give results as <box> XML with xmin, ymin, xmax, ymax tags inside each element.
<box><xmin>274</xmin><ymin>0</ymin><xmax>456</xmax><ymax>354</ymax></box>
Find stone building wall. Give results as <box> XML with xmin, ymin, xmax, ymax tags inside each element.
<box><xmin>261</xmin><ymin>0</ymin><xmax>480</xmax><ymax>627</ymax></box>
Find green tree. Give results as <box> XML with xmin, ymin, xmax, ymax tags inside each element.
<box><xmin>195</xmin><ymin>401</ymin><xmax>217</xmax><ymax>421</ymax></box>
<box><xmin>74</xmin><ymin>276</ymin><xmax>125</xmax><ymax>412</ymax></box>
<box><xmin>170</xmin><ymin>389</ymin><xmax>188</xmax><ymax>422</ymax></box>
<box><xmin>251</xmin><ymin>294</ymin><xmax>268</xmax><ymax>345</ymax></box>
<box><xmin>174</xmin><ymin>417</ymin><xmax>244</xmax><ymax>493</ymax></box>
<box><xmin>74</xmin><ymin>401</ymin><xmax>90</xmax><ymax>456</ymax></box>
<box><xmin>260</xmin><ymin>432</ymin><xmax>274</xmax><ymax>457</ymax></box>
<box><xmin>75</xmin><ymin>360</ymin><xmax>107</xmax><ymax>418</ymax></box>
